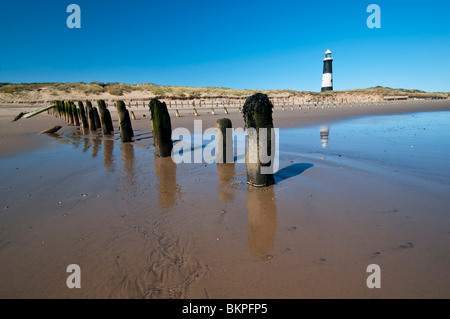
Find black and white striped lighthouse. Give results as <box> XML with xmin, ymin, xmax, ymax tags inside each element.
<box><xmin>321</xmin><ymin>49</ymin><xmax>333</xmax><ymax>91</ymax></box>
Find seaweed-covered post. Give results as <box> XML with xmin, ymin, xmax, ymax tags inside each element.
<box><xmin>116</xmin><ymin>100</ymin><xmax>134</xmax><ymax>142</ymax></box>
<box><xmin>62</xmin><ymin>101</ymin><xmax>68</xmax><ymax>122</ymax></box>
<box><xmin>66</xmin><ymin>101</ymin><xmax>74</xmax><ymax>125</ymax></box>
<box><xmin>85</xmin><ymin>101</ymin><xmax>97</xmax><ymax>131</ymax></box>
<box><xmin>215</xmin><ymin>118</ymin><xmax>233</xmax><ymax>164</ymax></box>
<box><xmin>242</xmin><ymin>93</ymin><xmax>276</xmax><ymax>187</ymax></box>
<box><xmin>71</xmin><ymin>102</ymin><xmax>80</xmax><ymax>126</ymax></box>
<box><xmin>93</xmin><ymin>106</ymin><xmax>102</xmax><ymax>129</ymax></box>
<box><xmin>97</xmin><ymin>99</ymin><xmax>114</xmax><ymax>135</ymax></box>
<box><xmin>149</xmin><ymin>98</ymin><xmax>173</xmax><ymax>157</ymax></box>
<box><xmin>77</xmin><ymin>101</ymin><xmax>89</xmax><ymax>129</ymax></box>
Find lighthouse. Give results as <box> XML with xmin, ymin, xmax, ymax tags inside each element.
<box><xmin>321</xmin><ymin>49</ymin><xmax>333</xmax><ymax>91</ymax></box>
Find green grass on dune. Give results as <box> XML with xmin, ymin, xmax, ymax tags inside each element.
<box><xmin>0</xmin><ymin>82</ymin><xmax>448</xmax><ymax>99</ymax></box>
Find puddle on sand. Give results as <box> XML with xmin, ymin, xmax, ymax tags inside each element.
<box><xmin>1</xmin><ymin>111</ymin><xmax>450</xmax><ymax>298</ymax></box>
<box><xmin>279</xmin><ymin>111</ymin><xmax>450</xmax><ymax>186</ymax></box>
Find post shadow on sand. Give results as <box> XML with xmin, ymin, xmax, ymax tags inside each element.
<box><xmin>274</xmin><ymin>163</ymin><xmax>314</xmax><ymax>184</ymax></box>
<box><xmin>247</xmin><ymin>185</ymin><xmax>277</xmax><ymax>261</ymax></box>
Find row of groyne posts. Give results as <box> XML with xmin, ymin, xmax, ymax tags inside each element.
<box><xmin>46</xmin><ymin>94</ymin><xmax>277</xmax><ymax>187</ymax></box>
<box><xmin>103</xmin><ymin>96</ymin><xmax>422</xmax><ymax>118</ymax></box>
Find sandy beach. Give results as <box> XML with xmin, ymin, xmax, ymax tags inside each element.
<box><xmin>1</xmin><ymin>99</ymin><xmax>450</xmax><ymax>298</ymax></box>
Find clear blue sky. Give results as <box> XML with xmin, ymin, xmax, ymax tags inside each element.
<box><xmin>0</xmin><ymin>0</ymin><xmax>448</xmax><ymax>92</ymax></box>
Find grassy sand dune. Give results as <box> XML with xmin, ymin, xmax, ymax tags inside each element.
<box><xmin>1</xmin><ymin>82</ymin><xmax>448</xmax><ymax>105</ymax></box>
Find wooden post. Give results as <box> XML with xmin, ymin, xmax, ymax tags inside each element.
<box><xmin>93</xmin><ymin>106</ymin><xmax>102</xmax><ymax>129</ymax></box>
<box><xmin>85</xmin><ymin>101</ymin><xmax>97</xmax><ymax>131</ymax></box>
<box><xmin>149</xmin><ymin>98</ymin><xmax>173</xmax><ymax>157</ymax></box>
<box><xmin>215</xmin><ymin>118</ymin><xmax>233</xmax><ymax>164</ymax></box>
<box><xmin>116</xmin><ymin>100</ymin><xmax>134</xmax><ymax>142</ymax></box>
<box><xmin>66</xmin><ymin>101</ymin><xmax>74</xmax><ymax>125</ymax></box>
<box><xmin>72</xmin><ymin>103</ymin><xmax>80</xmax><ymax>126</ymax></box>
<box><xmin>78</xmin><ymin>101</ymin><xmax>89</xmax><ymax>129</ymax></box>
<box><xmin>97</xmin><ymin>99</ymin><xmax>114</xmax><ymax>135</ymax></box>
<box><xmin>38</xmin><ymin>126</ymin><xmax>62</xmax><ymax>134</ymax></box>
<box><xmin>242</xmin><ymin>93</ymin><xmax>275</xmax><ymax>187</ymax></box>
<box><xmin>21</xmin><ymin>104</ymin><xmax>55</xmax><ymax>119</ymax></box>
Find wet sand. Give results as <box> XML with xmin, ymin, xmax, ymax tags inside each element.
<box><xmin>2</xmin><ymin>100</ymin><xmax>450</xmax><ymax>156</ymax></box>
<box><xmin>0</xmin><ymin>100</ymin><xmax>450</xmax><ymax>299</ymax></box>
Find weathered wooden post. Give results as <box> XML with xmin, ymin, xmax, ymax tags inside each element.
<box><xmin>66</xmin><ymin>101</ymin><xmax>74</xmax><ymax>125</ymax></box>
<box><xmin>149</xmin><ymin>98</ymin><xmax>173</xmax><ymax>157</ymax></box>
<box><xmin>215</xmin><ymin>118</ymin><xmax>233</xmax><ymax>163</ymax></box>
<box><xmin>93</xmin><ymin>106</ymin><xmax>102</xmax><ymax>129</ymax></box>
<box><xmin>242</xmin><ymin>93</ymin><xmax>275</xmax><ymax>187</ymax></box>
<box><xmin>97</xmin><ymin>99</ymin><xmax>114</xmax><ymax>135</ymax></box>
<box><xmin>63</xmin><ymin>101</ymin><xmax>68</xmax><ymax>122</ymax></box>
<box><xmin>38</xmin><ymin>126</ymin><xmax>62</xmax><ymax>134</ymax></box>
<box><xmin>77</xmin><ymin>101</ymin><xmax>89</xmax><ymax>129</ymax></box>
<box><xmin>85</xmin><ymin>101</ymin><xmax>97</xmax><ymax>131</ymax></box>
<box><xmin>55</xmin><ymin>101</ymin><xmax>61</xmax><ymax>119</ymax></box>
<box><xmin>116</xmin><ymin>100</ymin><xmax>134</xmax><ymax>142</ymax></box>
<box><xmin>71</xmin><ymin>102</ymin><xmax>80</xmax><ymax>126</ymax></box>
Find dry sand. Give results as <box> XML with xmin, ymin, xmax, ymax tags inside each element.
<box><xmin>0</xmin><ymin>99</ymin><xmax>449</xmax><ymax>299</ymax></box>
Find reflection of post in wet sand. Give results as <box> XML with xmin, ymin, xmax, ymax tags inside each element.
<box><xmin>247</xmin><ymin>185</ymin><xmax>277</xmax><ymax>260</ymax></box>
<box><xmin>82</xmin><ymin>137</ymin><xmax>91</xmax><ymax>153</ymax></box>
<box><xmin>121</xmin><ymin>143</ymin><xmax>135</xmax><ymax>181</ymax></box>
<box><xmin>320</xmin><ymin>126</ymin><xmax>330</xmax><ymax>148</ymax></box>
<box><xmin>91</xmin><ymin>137</ymin><xmax>101</xmax><ymax>158</ymax></box>
<box><xmin>154</xmin><ymin>155</ymin><xmax>178</xmax><ymax>211</ymax></box>
<box><xmin>103</xmin><ymin>138</ymin><xmax>115</xmax><ymax>172</ymax></box>
<box><xmin>216</xmin><ymin>163</ymin><xmax>235</xmax><ymax>202</ymax></box>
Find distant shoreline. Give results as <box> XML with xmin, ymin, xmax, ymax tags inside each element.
<box><xmin>0</xmin><ymin>83</ymin><xmax>448</xmax><ymax>106</ymax></box>
<box><xmin>1</xmin><ymin>99</ymin><xmax>450</xmax><ymax>159</ymax></box>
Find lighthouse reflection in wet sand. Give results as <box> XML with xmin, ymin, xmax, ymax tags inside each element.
<box><xmin>321</xmin><ymin>49</ymin><xmax>333</xmax><ymax>91</ymax></box>
<box><xmin>320</xmin><ymin>126</ymin><xmax>330</xmax><ymax>148</ymax></box>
